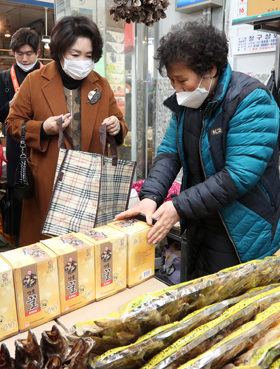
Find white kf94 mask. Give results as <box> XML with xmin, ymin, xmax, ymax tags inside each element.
<box><xmin>176</xmin><ymin>77</ymin><xmax>213</xmax><ymax>109</ymax></box>
<box><xmin>62</xmin><ymin>57</ymin><xmax>95</xmax><ymax>80</ymax></box>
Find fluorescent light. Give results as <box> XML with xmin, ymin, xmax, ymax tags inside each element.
<box><xmin>5</xmin><ymin>30</ymin><xmax>11</xmax><ymax>38</ymax></box>
<box><xmin>42</xmin><ymin>35</ymin><xmax>50</xmax><ymax>43</ymax></box>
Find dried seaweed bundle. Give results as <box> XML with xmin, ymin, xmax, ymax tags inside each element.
<box><xmin>109</xmin><ymin>0</ymin><xmax>170</xmax><ymax>26</ymax></box>
<box><xmin>68</xmin><ymin>256</ymin><xmax>280</xmax><ymax>356</ymax></box>
<box><xmin>142</xmin><ymin>286</ymin><xmax>280</xmax><ymax>369</ymax></box>
<box><xmin>92</xmin><ymin>284</ymin><xmax>280</xmax><ymax>369</ymax></box>
<box><xmin>179</xmin><ymin>302</ymin><xmax>280</xmax><ymax>369</ymax></box>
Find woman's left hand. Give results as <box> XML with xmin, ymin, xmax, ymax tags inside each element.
<box><xmin>102</xmin><ymin>115</ymin><xmax>120</xmax><ymax>136</ymax></box>
<box><xmin>148</xmin><ymin>201</ymin><xmax>180</xmax><ymax>244</ymax></box>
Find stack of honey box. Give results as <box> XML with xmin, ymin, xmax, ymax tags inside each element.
<box><xmin>0</xmin><ymin>218</ymin><xmax>155</xmax><ymax>339</ymax></box>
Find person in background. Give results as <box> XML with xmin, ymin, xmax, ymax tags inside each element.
<box><xmin>0</xmin><ymin>28</ymin><xmax>41</xmax><ymax>246</ymax></box>
<box><xmin>6</xmin><ymin>16</ymin><xmax>128</xmax><ymax>246</ymax></box>
<box><xmin>115</xmin><ymin>20</ymin><xmax>280</xmax><ymax>279</ymax></box>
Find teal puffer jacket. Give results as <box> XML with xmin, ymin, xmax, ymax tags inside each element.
<box><xmin>140</xmin><ymin>63</ymin><xmax>280</xmax><ymax>263</ymax></box>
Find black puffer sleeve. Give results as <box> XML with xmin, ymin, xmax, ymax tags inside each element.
<box><xmin>139</xmin><ymin>152</ymin><xmax>181</xmax><ymax>206</ymax></box>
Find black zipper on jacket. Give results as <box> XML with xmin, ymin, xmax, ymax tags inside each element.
<box><xmin>199</xmin><ymin>110</ymin><xmax>242</xmax><ymax>264</ymax></box>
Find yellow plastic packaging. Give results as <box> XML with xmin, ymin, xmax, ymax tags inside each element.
<box><xmin>68</xmin><ymin>256</ymin><xmax>280</xmax><ymax>356</ymax></box>
<box><xmin>179</xmin><ymin>302</ymin><xmax>280</xmax><ymax>369</ymax></box>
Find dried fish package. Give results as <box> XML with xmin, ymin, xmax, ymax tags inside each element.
<box><xmin>233</xmin><ymin>320</ymin><xmax>280</xmax><ymax>367</ymax></box>
<box><xmin>179</xmin><ymin>302</ymin><xmax>280</xmax><ymax>369</ymax></box>
<box><xmin>70</xmin><ymin>256</ymin><xmax>280</xmax><ymax>355</ymax></box>
<box><xmin>91</xmin><ymin>284</ymin><xmax>280</xmax><ymax>369</ymax></box>
<box><xmin>270</xmin><ymin>358</ymin><xmax>280</xmax><ymax>368</ymax></box>
<box><xmin>142</xmin><ymin>286</ymin><xmax>280</xmax><ymax>369</ymax></box>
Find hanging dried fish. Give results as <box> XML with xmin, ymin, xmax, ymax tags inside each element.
<box><xmin>109</xmin><ymin>0</ymin><xmax>170</xmax><ymax>26</ymax></box>
<box><xmin>15</xmin><ymin>330</ymin><xmax>43</xmax><ymax>369</ymax></box>
<box><xmin>40</xmin><ymin>325</ymin><xmax>69</xmax><ymax>365</ymax></box>
<box><xmin>0</xmin><ymin>343</ymin><xmax>15</xmax><ymax>369</ymax></box>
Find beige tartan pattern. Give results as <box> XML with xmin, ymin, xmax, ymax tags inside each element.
<box><xmin>42</xmin><ymin>149</ymin><xmax>136</xmax><ymax>237</ymax></box>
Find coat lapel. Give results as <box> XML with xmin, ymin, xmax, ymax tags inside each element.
<box><xmin>41</xmin><ymin>62</ymin><xmax>68</xmax><ymax>117</ymax></box>
<box><xmin>81</xmin><ymin>72</ymin><xmax>100</xmax><ymax>152</ymax></box>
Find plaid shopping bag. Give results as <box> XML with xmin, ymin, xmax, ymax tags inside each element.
<box><xmin>41</xmin><ymin>121</ymin><xmax>136</xmax><ymax>237</ymax></box>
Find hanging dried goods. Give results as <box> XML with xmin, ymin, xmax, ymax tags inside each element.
<box><xmin>109</xmin><ymin>0</ymin><xmax>170</xmax><ymax>26</ymax></box>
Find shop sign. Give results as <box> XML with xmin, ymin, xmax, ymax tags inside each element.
<box><xmin>234</xmin><ymin>30</ymin><xmax>277</xmax><ymax>55</ymax></box>
<box><xmin>6</xmin><ymin>0</ymin><xmax>54</xmax><ymax>8</ymax></box>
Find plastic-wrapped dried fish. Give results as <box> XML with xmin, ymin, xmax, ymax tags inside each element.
<box><xmin>69</xmin><ymin>257</ymin><xmax>280</xmax><ymax>356</ymax></box>
<box><xmin>142</xmin><ymin>286</ymin><xmax>280</xmax><ymax>369</ymax></box>
<box><xmin>179</xmin><ymin>302</ymin><xmax>280</xmax><ymax>369</ymax></box>
<box><xmin>270</xmin><ymin>357</ymin><xmax>280</xmax><ymax>368</ymax></box>
<box><xmin>15</xmin><ymin>330</ymin><xmax>43</xmax><ymax>369</ymax></box>
<box><xmin>40</xmin><ymin>325</ymin><xmax>69</xmax><ymax>364</ymax></box>
<box><xmin>91</xmin><ymin>284</ymin><xmax>280</xmax><ymax>369</ymax></box>
<box><xmin>233</xmin><ymin>321</ymin><xmax>280</xmax><ymax>366</ymax></box>
<box><xmin>0</xmin><ymin>343</ymin><xmax>15</xmax><ymax>369</ymax></box>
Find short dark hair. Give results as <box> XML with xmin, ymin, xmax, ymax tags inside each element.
<box><xmin>10</xmin><ymin>28</ymin><xmax>40</xmax><ymax>53</ymax></box>
<box><xmin>155</xmin><ymin>20</ymin><xmax>228</xmax><ymax>78</ymax></box>
<box><xmin>50</xmin><ymin>16</ymin><xmax>103</xmax><ymax>62</ymax></box>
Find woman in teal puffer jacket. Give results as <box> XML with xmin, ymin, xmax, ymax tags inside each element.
<box><xmin>115</xmin><ymin>20</ymin><xmax>280</xmax><ymax>278</ymax></box>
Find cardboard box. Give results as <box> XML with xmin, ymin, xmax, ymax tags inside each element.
<box><xmin>77</xmin><ymin>226</ymin><xmax>127</xmax><ymax>301</ymax></box>
<box><xmin>0</xmin><ymin>256</ymin><xmax>19</xmax><ymax>339</ymax></box>
<box><xmin>108</xmin><ymin>219</ymin><xmax>155</xmax><ymax>288</ymax></box>
<box><xmin>41</xmin><ymin>233</ymin><xmax>95</xmax><ymax>314</ymax></box>
<box><xmin>1</xmin><ymin>243</ymin><xmax>60</xmax><ymax>332</ymax></box>
<box><xmin>247</xmin><ymin>0</ymin><xmax>280</xmax><ymax>16</ymax></box>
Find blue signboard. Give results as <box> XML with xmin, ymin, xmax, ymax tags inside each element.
<box><xmin>5</xmin><ymin>0</ymin><xmax>54</xmax><ymax>8</ymax></box>
<box><xmin>177</xmin><ymin>0</ymin><xmax>206</xmax><ymax>7</ymax></box>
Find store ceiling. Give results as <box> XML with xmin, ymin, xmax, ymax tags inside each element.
<box><xmin>0</xmin><ymin>1</ymin><xmax>54</xmax><ymax>40</ymax></box>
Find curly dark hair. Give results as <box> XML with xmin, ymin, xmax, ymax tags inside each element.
<box><xmin>50</xmin><ymin>16</ymin><xmax>103</xmax><ymax>62</ymax></box>
<box><xmin>155</xmin><ymin>20</ymin><xmax>228</xmax><ymax>77</ymax></box>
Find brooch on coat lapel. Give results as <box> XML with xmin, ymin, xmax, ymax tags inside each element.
<box><xmin>87</xmin><ymin>88</ymin><xmax>101</xmax><ymax>104</ymax></box>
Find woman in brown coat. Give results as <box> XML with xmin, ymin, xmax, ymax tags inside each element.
<box><xmin>6</xmin><ymin>16</ymin><xmax>128</xmax><ymax>246</ymax></box>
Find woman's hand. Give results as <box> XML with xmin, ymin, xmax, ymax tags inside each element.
<box><xmin>43</xmin><ymin>113</ymin><xmax>72</xmax><ymax>135</ymax></box>
<box><xmin>102</xmin><ymin>115</ymin><xmax>120</xmax><ymax>136</ymax></box>
<box><xmin>114</xmin><ymin>198</ymin><xmax>157</xmax><ymax>225</ymax></box>
<box><xmin>147</xmin><ymin>201</ymin><xmax>180</xmax><ymax>244</ymax></box>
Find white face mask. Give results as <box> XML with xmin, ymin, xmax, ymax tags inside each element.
<box><xmin>176</xmin><ymin>77</ymin><xmax>213</xmax><ymax>109</ymax></box>
<box><xmin>62</xmin><ymin>57</ymin><xmax>94</xmax><ymax>80</ymax></box>
<box><xmin>16</xmin><ymin>60</ymin><xmax>37</xmax><ymax>72</ymax></box>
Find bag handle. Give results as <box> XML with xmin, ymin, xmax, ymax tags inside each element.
<box><xmin>99</xmin><ymin>124</ymin><xmax>118</xmax><ymax>166</ymax></box>
<box><xmin>20</xmin><ymin>121</ymin><xmax>28</xmax><ymax>159</ymax></box>
<box><xmin>57</xmin><ymin>116</ymin><xmax>74</xmax><ymax>149</ymax></box>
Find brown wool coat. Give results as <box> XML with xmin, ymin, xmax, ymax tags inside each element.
<box><xmin>6</xmin><ymin>61</ymin><xmax>128</xmax><ymax>246</ymax></box>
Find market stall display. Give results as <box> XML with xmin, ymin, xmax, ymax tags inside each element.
<box><xmin>4</xmin><ymin>254</ymin><xmax>280</xmax><ymax>367</ymax></box>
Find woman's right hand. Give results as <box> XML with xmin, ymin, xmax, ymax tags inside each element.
<box><xmin>43</xmin><ymin>113</ymin><xmax>72</xmax><ymax>135</ymax></box>
<box><xmin>114</xmin><ymin>198</ymin><xmax>157</xmax><ymax>226</ymax></box>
